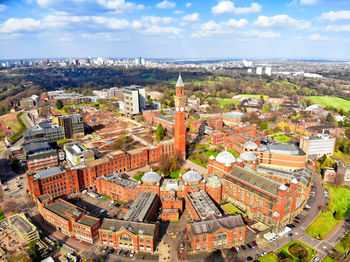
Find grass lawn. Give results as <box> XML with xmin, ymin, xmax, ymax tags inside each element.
<box><xmin>335</xmin><ymin>233</ymin><xmax>350</xmax><ymax>254</ymax></box>
<box><xmin>278</xmin><ymin>241</ymin><xmax>317</xmax><ymax>261</ymax></box>
<box><xmin>216</xmin><ymin>98</ymin><xmax>241</xmax><ymax>106</ymax></box>
<box><xmin>239</xmin><ymin>94</ymin><xmax>269</xmax><ymax>99</ymax></box>
<box><xmin>204</xmin><ymin>149</ymin><xmax>219</xmax><ymax>159</ymax></box>
<box><xmin>221</xmin><ymin>203</ymin><xmax>244</xmax><ymax>215</ymax></box>
<box><xmin>273</xmin><ymin>134</ymin><xmax>292</xmax><ymax>143</ymax></box>
<box><xmin>0</xmin><ymin>207</ymin><xmax>6</xmax><ymax>222</ymax></box>
<box><xmin>322</xmin><ymin>256</ymin><xmax>335</xmax><ymax>262</ymax></box>
<box><xmin>169</xmin><ymin>170</ymin><xmax>182</xmax><ymax>179</ymax></box>
<box><xmin>228</xmin><ymin>149</ymin><xmax>240</xmax><ymax>158</ymax></box>
<box><xmin>257</xmin><ymin>252</ymin><xmax>278</xmax><ymax>262</ymax></box>
<box><xmin>306</xmin><ymin>185</ymin><xmax>350</xmax><ymax>239</ymax></box>
<box><xmin>306</xmin><ymin>96</ymin><xmax>350</xmax><ymax>111</ymax></box>
<box><xmin>134</xmin><ymin>173</ymin><xmax>143</xmax><ymax>181</ymax></box>
<box><xmin>263</xmin><ymin>104</ymin><xmax>270</xmax><ymax>113</ymax></box>
<box><xmin>0</xmin><ymin>112</ymin><xmax>23</xmax><ymax>133</ymax></box>
<box><xmin>189</xmin><ymin>156</ymin><xmax>207</xmax><ymax>168</ymax></box>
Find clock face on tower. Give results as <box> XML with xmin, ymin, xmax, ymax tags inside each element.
<box><xmin>176</xmin><ymin>107</ymin><xmax>179</xmax><ymax>112</ymax></box>
<box><xmin>180</xmin><ymin>107</ymin><xmax>184</xmax><ymax>112</ymax></box>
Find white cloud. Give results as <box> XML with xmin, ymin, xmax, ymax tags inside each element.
<box><xmin>244</xmin><ymin>30</ymin><xmax>280</xmax><ymax>38</ymax></box>
<box><xmin>321</xmin><ymin>10</ymin><xmax>350</xmax><ymax>22</ymax></box>
<box><xmin>174</xmin><ymin>10</ymin><xmax>184</xmax><ymax>14</ymax></box>
<box><xmin>185</xmin><ymin>2</ymin><xmax>192</xmax><ymax>8</ymax></box>
<box><xmin>142</xmin><ymin>25</ymin><xmax>181</xmax><ymax>36</ymax></box>
<box><xmin>192</xmin><ymin>18</ymin><xmax>248</xmax><ymax>38</ymax></box>
<box><xmin>326</xmin><ymin>24</ymin><xmax>350</xmax><ymax>32</ymax></box>
<box><xmin>182</xmin><ymin>13</ymin><xmax>199</xmax><ymax>23</ymax></box>
<box><xmin>0</xmin><ymin>4</ymin><xmax>7</xmax><ymax>12</ymax></box>
<box><xmin>212</xmin><ymin>1</ymin><xmax>262</xmax><ymax>15</ymax></box>
<box><xmin>97</xmin><ymin>0</ymin><xmax>144</xmax><ymax>13</ymax></box>
<box><xmin>300</xmin><ymin>0</ymin><xmax>318</xmax><ymax>5</ymax></box>
<box><xmin>253</xmin><ymin>15</ymin><xmax>311</xmax><ymax>29</ymax></box>
<box><xmin>0</xmin><ymin>18</ymin><xmax>42</xmax><ymax>33</ymax></box>
<box><xmin>309</xmin><ymin>33</ymin><xmax>329</xmax><ymax>41</ymax></box>
<box><xmin>139</xmin><ymin>16</ymin><xmax>174</xmax><ymax>26</ymax></box>
<box><xmin>156</xmin><ymin>0</ymin><xmax>176</xmax><ymax>9</ymax></box>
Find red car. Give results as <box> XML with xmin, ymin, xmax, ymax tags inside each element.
<box><xmin>252</xmin><ymin>241</ymin><xmax>258</xmax><ymax>247</ymax></box>
<box><xmin>232</xmin><ymin>247</ymin><xmax>237</xmax><ymax>253</ymax></box>
<box><xmin>293</xmin><ymin>220</ymin><xmax>300</xmax><ymax>224</ymax></box>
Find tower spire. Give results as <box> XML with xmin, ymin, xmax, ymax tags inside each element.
<box><xmin>176</xmin><ymin>73</ymin><xmax>184</xmax><ymax>87</ymax></box>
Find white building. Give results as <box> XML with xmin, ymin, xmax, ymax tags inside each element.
<box><xmin>265</xmin><ymin>67</ymin><xmax>272</xmax><ymax>76</ymax></box>
<box><xmin>122</xmin><ymin>86</ymin><xmax>146</xmax><ymax>115</ymax></box>
<box><xmin>299</xmin><ymin>134</ymin><xmax>335</xmax><ymax>158</ymax></box>
<box><xmin>256</xmin><ymin>67</ymin><xmax>263</xmax><ymax>75</ymax></box>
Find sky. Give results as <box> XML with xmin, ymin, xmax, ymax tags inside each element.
<box><xmin>0</xmin><ymin>0</ymin><xmax>350</xmax><ymax>60</ymax></box>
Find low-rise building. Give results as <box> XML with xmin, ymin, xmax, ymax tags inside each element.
<box><xmin>99</xmin><ymin>218</ymin><xmax>159</xmax><ymax>253</ymax></box>
<box><xmin>123</xmin><ymin>191</ymin><xmax>159</xmax><ymax>222</ymax></box>
<box><xmin>64</xmin><ymin>142</ymin><xmax>95</xmax><ymax>166</ymax></box>
<box><xmin>299</xmin><ymin>135</ymin><xmax>335</xmax><ymax>159</ymax></box>
<box><xmin>8</xmin><ymin>213</ymin><xmax>39</xmax><ymax>243</ymax></box>
<box><xmin>23</xmin><ymin>140</ymin><xmax>58</xmax><ymax>171</ymax></box>
<box><xmin>187</xmin><ymin>215</ymin><xmax>245</xmax><ymax>253</ymax></box>
<box><xmin>37</xmin><ymin>197</ymin><xmax>100</xmax><ymax>243</ymax></box>
<box><xmin>23</xmin><ymin>121</ymin><xmax>64</xmax><ymax>143</ymax></box>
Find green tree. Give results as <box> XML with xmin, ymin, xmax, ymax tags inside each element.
<box><xmin>334</xmin><ymin>209</ymin><xmax>342</xmax><ymax>220</ymax></box>
<box><xmin>56</xmin><ymin>99</ymin><xmax>64</xmax><ymax>110</ymax></box>
<box><xmin>27</xmin><ymin>240</ymin><xmax>40</xmax><ymax>262</ymax></box>
<box><xmin>156</xmin><ymin>123</ymin><xmax>165</xmax><ymax>141</ymax></box>
<box><xmin>340</xmin><ymin>233</ymin><xmax>350</xmax><ymax>255</ymax></box>
<box><xmin>243</xmin><ymin>107</ymin><xmax>247</xmax><ymax>113</ymax></box>
<box><xmin>326</xmin><ymin>112</ymin><xmax>334</xmax><ymax>122</ymax></box>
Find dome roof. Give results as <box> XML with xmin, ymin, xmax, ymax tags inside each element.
<box><xmin>216</xmin><ymin>150</ymin><xmax>236</xmax><ymax>165</ymax></box>
<box><xmin>240</xmin><ymin>152</ymin><xmax>257</xmax><ymax>161</ymax></box>
<box><xmin>182</xmin><ymin>169</ymin><xmax>202</xmax><ymax>182</ymax></box>
<box><xmin>206</xmin><ymin>176</ymin><xmax>221</xmax><ymax>188</ymax></box>
<box><xmin>243</xmin><ymin>141</ymin><xmax>258</xmax><ymax>150</ymax></box>
<box><xmin>142</xmin><ymin>169</ymin><xmax>161</xmax><ymax>183</ymax></box>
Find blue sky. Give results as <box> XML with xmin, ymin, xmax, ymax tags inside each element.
<box><xmin>0</xmin><ymin>0</ymin><xmax>350</xmax><ymax>59</ymax></box>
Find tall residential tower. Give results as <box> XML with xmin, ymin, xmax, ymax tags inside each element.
<box><xmin>174</xmin><ymin>74</ymin><xmax>187</xmax><ymax>159</ymax></box>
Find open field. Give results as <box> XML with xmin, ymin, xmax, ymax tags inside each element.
<box><xmin>335</xmin><ymin>233</ymin><xmax>350</xmax><ymax>254</ymax></box>
<box><xmin>0</xmin><ymin>207</ymin><xmax>5</xmax><ymax>222</ymax></box>
<box><xmin>0</xmin><ymin>112</ymin><xmax>23</xmax><ymax>133</ymax></box>
<box><xmin>216</xmin><ymin>98</ymin><xmax>241</xmax><ymax>106</ymax></box>
<box><xmin>278</xmin><ymin>241</ymin><xmax>317</xmax><ymax>262</ymax></box>
<box><xmin>306</xmin><ymin>96</ymin><xmax>350</xmax><ymax>111</ymax></box>
<box><xmin>306</xmin><ymin>185</ymin><xmax>350</xmax><ymax>239</ymax></box>
<box><xmin>239</xmin><ymin>94</ymin><xmax>269</xmax><ymax>99</ymax></box>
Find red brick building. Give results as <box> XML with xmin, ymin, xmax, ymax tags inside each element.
<box><xmin>99</xmin><ymin>218</ymin><xmax>159</xmax><ymax>253</ymax></box>
<box><xmin>222</xmin><ymin>166</ymin><xmax>298</xmax><ymax>231</ymax></box>
<box><xmin>187</xmin><ymin>215</ymin><xmax>246</xmax><ymax>253</ymax></box>
<box><xmin>37</xmin><ymin>196</ymin><xmax>100</xmax><ymax>243</ymax></box>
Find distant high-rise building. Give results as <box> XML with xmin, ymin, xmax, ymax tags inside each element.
<box><xmin>256</xmin><ymin>67</ymin><xmax>263</xmax><ymax>75</ymax></box>
<box><xmin>265</xmin><ymin>67</ymin><xmax>272</xmax><ymax>76</ymax></box>
<box><xmin>135</xmin><ymin>57</ymin><xmax>142</xmax><ymax>65</ymax></box>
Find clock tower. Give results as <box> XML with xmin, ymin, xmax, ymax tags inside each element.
<box><xmin>174</xmin><ymin>74</ymin><xmax>186</xmax><ymax>159</ymax></box>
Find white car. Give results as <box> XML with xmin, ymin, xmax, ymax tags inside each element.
<box><xmin>314</xmin><ymin>257</ymin><xmax>319</xmax><ymax>262</ymax></box>
<box><xmin>130</xmin><ymin>250</ymin><xmax>135</xmax><ymax>257</ymax></box>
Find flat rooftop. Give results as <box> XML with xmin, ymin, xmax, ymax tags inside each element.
<box><xmin>187</xmin><ymin>190</ymin><xmax>222</xmax><ymax>220</ymax></box>
<box><xmin>77</xmin><ymin>215</ymin><xmax>99</xmax><ymax>227</ymax></box>
<box><xmin>44</xmin><ymin>199</ymin><xmax>82</xmax><ymax>221</ymax></box>
<box><xmin>9</xmin><ymin>214</ymin><xmax>37</xmax><ymax>234</ymax></box>
<box><xmin>98</xmin><ymin>173</ymin><xmax>138</xmax><ymax>189</ymax></box>
<box><xmin>259</xmin><ymin>143</ymin><xmax>305</xmax><ymax>156</ymax></box>
<box><xmin>123</xmin><ymin>191</ymin><xmax>158</xmax><ymax>222</ymax></box>
<box><xmin>35</xmin><ymin>167</ymin><xmax>64</xmax><ymax>179</ymax></box>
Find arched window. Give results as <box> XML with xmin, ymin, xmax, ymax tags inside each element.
<box><xmin>214</xmin><ymin>232</ymin><xmax>227</xmax><ymax>240</ymax></box>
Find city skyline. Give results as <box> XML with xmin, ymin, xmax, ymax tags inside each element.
<box><xmin>1</xmin><ymin>0</ymin><xmax>350</xmax><ymax>59</ymax></box>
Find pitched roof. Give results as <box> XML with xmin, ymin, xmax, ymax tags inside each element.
<box><xmin>189</xmin><ymin>215</ymin><xmax>244</xmax><ymax>235</ymax></box>
<box><xmin>228</xmin><ymin>166</ymin><xmax>282</xmax><ymax>197</ymax></box>
<box><xmin>100</xmin><ymin>218</ymin><xmax>157</xmax><ymax>236</ymax></box>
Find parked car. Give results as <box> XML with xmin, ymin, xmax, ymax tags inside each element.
<box><xmin>314</xmin><ymin>257</ymin><xmax>319</xmax><ymax>262</ymax></box>
<box><xmin>287</xmin><ymin>224</ymin><xmax>296</xmax><ymax>228</ymax></box>
<box><xmin>123</xmin><ymin>250</ymin><xmax>128</xmax><ymax>256</ymax></box>
<box><xmin>102</xmin><ymin>247</ymin><xmax>108</xmax><ymax>253</ymax></box>
<box><xmin>247</xmin><ymin>243</ymin><xmax>253</xmax><ymax>249</ymax></box>
<box><xmin>130</xmin><ymin>251</ymin><xmax>135</xmax><ymax>257</ymax></box>
<box><xmin>236</xmin><ymin>246</ymin><xmax>240</xmax><ymax>252</ymax></box>
<box><xmin>247</xmin><ymin>256</ymin><xmax>253</xmax><ymax>261</ymax></box>
<box><xmin>116</xmin><ymin>249</ymin><xmax>122</xmax><ymax>255</ymax></box>
<box><xmin>241</xmin><ymin>245</ymin><xmax>246</xmax><ymax>250</ymax></box>
<box><xmin>261</xmin><ymin>251</ymin><xmax>267</xmax><ymax>256</ymax></box>
<box><xmin>293</xmin><ymin>220</ymin><xmax>300</xmax><ymax>224</ymax></box>
<box><xmin>255</xmin><ymin>254</ymin><xmax>260</xmax><ymax>258</ymax></box>
<box><xmin>252</xmin><ymin>241</ymin><xmax>258</xmax><ymax>247</ymax></box>
<box><xmin>232</xmin><ymin>247</ymin><xmax>237</xmax><ymax>253</ymax></box>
